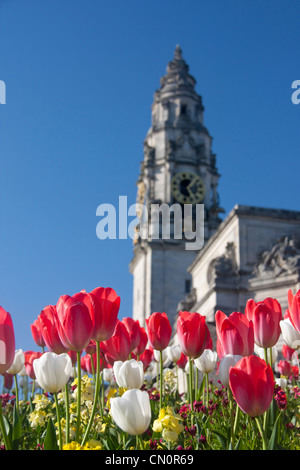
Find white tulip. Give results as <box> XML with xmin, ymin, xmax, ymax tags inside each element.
<box><xmin>280</xmin><ymin>318</ymin><xmax>300</xmax><ymax>350</ymax></box>
<box><xmin>102</xmin><ymin>367</ymin><xmax>114</xmax><ymax>383</ymax></box>
<box><xmin>166</xmin><ymin>345</ymin><xmax>182</xmax><ymax>363</ymax></box>
<box><xmin>113</xmin><ymin>359</ymin><xmax>144</xmax><ymax>389</ymax></box>
<box><xmin>7</xmin><ymin>349</ymin><xmax>25</xmax><ymax>375</ymax></box>
<box><xmin>218</xmin><ymin>354</ymin><xmax>242</xmax><ymax>387</ymax></box>
<box><xmin>110</xmin><ymin>388</ymin><xmax>151</xmax><ymax>435</ymax></box>
<box><xmin>275</xmin><ymin>377</ymin><xmax>287</xmax><ymax>390</ymax></box>
<box><xmin>185</xmin><ymin>360</ymin><xmax>196</xmax><ymax>375</ymax></box>
<box><xmin>254</xmin><ymin>344</ymin><xmax>278</xmax><ymax>364</ymax></box>
<box><xmin>18</xmin><ymin>365</ymin><xmax>27</xmax><ymax>377</ymax></box>
<box><xmin>194</xmin><ymin>349</ymin><xmax>218</xmax><ymax>374</ymax></box>
<box><xmin>153</xmin><ymin>349</ymin><xmax>171</xmax><ymax>368</ymax></box>
<box><xmin>33</xmin><ymin>352</ymin><xmax>72</xmax><ymax>394</ymax></box>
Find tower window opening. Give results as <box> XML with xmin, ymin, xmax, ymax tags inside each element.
<box><xmin>185</xmin><ymin>279</ymin><xmax>191</xmax><ymax>294</ymax></box>
<box><xmin>180</xmin><ymin>104</ymin><xmax>187</xmax><ymax>115</ymax></box>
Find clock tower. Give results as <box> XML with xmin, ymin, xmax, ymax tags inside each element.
<box><xmin>130</xmin><ymin>46</ymin><xmax>223</xmax><ymax>327</ymax></box>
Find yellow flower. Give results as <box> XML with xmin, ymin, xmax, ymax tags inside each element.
<box><xmin>63</xmin><ymin>440</ymin><xmax>102</xmax><ymax>450</ymax></box>
<box><xmin>152</xmin><ymin>406</ymin><xmax>184</xmax><ymax>442</ymax></box>
<box><xmin>63</xmin><ymin>441</ymin><xmax>82</xmax><ymax>450</ymax></box>
<box><xmin>162</xmin><ymin>428</ymin><xmax>179</xmax><ymax>442</ymax></box>
<box><xmin>83</xmin><ymin>440</ymin><xmax>103</xmax><ymax>450</ymax></box>
<box><xmin>106</xmin><ymin>387</ymin><xmax>117</xmax><ymax>408</ymax></box>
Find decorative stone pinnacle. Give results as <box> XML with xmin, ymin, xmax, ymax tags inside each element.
<box><xmin>174</xmin><ymin>44</ymin><xmax>183</xmax><ymax>60</ymax></box>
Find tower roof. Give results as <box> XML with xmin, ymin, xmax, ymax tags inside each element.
<box><xmin>157</xmin><ymin>45</ymin><xmax>198</xmax><ymax>98</ymax></box>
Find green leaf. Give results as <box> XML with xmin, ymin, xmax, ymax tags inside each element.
<box><xmin>43</xmin><ymin>417</ymin><xmax>59</xmax><ymax>450</ymax></box>
<box><xmin>2</xmin><ymin>414</ymin><xmax>12</xmax><ymax>450</ymax></box>
<box><xmin>211</xmin><ymin>429</ymin><xmax>227</xmax><ymax>449</ymax></box>
<box><xmin>267</xmin><ymin>413</ymin><xmax>281</xmax><ymax>450</ymax></box>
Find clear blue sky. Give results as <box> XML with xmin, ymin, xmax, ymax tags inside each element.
<box><xmin>0</xmin><ymin>0</ymin><xmax>299</xmax><ymax>352</ymax></box>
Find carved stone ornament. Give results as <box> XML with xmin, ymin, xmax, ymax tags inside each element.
<box><xmin>253</xmin><ymin>235</ymin><xmax>300</xmax><ymax>278</ymax></box>
<box><xmin>207</xmin><ymin>242</ymin><xmax>237</xmax><ymax>285</ymax></box>
<box><xmin>176</xmin><ymin>287</ymin><xmax>197</xmax><ymax>313</ymax></box>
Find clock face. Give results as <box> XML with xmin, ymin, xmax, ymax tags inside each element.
<box><xmin>171</xmin><ymin>171</ymin><xmax>205</xmax><ymax>204</ymax></box>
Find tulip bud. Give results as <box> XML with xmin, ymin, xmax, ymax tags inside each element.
<box><xmin>194</xmin><ymin>349</ymin><xmax>218</xmax><ymax>374</ymax></box>
<box><xmin>229</xmin><ymin>355</ymin><xmax>274</xmax><ymax>417</ymax></box>
<box><xmin>218</xmin><ymin>354</ymin><xmax>242</xmax><ymax>387</ymax></box>
<box><xmin>146</xmin><ymin>312</ymin><xmax>172</xmax><ymax>351</ymax></box>
<box><xmin>7</xmin><ymin>349</ymin><xmax>25</xmax><ymax>375</ymax></box>
<box><xmin>0</xmin><ymin>307</ymin><xmax>15</xmax><ymax>375</ymax></box>
<box><xmin>280</xmin><ymin>318</ymin><xmax>300</xmax><ymax>351</ymax></box>
<box><xmin>166</xmin><ymin>345</ymin><xmax>182</xmax><ymax>363</ymax></box>
<box><xmin>177</xmin><ymin>311</ymin><xmax>211</xmax><ymax>359</ymax></box>
<box><xmin>110</xmin><ymin>388</ymin><xmax>151</xmax><ymax>435</ymax></box>
<box><xmin>275</xmin><ymin>377</ymin><xmax>287</xmax><ymax>390</ymax></box>
<box><xmin>102</xmin><ymin>367</ymin><xmax>114</xmax><ymax>383</ymax></box>
<box><xmin>33</xmin><ymin>352</ymin><xmax>73</xmax><ymax>394</ymax></box>
<box><xmin>113</xmin><ymin>359</ymin><xmax>144</xmax><ymax>389</ymax></box>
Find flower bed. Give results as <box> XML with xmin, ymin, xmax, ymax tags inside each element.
<box><xmin>0</xmin><ymin>288</ymin><xmax>299</xmax><ymax>450</ymax></box>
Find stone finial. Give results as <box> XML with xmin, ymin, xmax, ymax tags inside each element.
<box><xmin>174</xmin><ymin>44</ymin><xmax>183</xmax><ymax>60</ymax></box>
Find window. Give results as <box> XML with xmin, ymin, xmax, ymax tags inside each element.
<box><xmin>180</xmin><ymin>104</ymin><xmax>187</xmax><ymax>115</ymax></box>
<box><xmin>185</xmin><ymin>279</ymin><xmax>191</xmax><ymax>294</ymax></box>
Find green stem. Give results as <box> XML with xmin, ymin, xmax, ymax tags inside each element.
<box><xmin>0</xmin><ymin>401</ymin><xmax>11</xmax><ymax>450</ymax></box>
<box><xmin>205</xmin><ymin>373</ymin><xmax>209</xmax><ymax>408</ymax></box>
<box><xmin>269</xmin><ymin>347</ymin><xmax>273</xmax><ymax>368</ymax></box>
<box><xmin>195</xmin><ymin>367</ymin><xmax>198</xmax><ymax>403</ymax></box>
<box><xmin>136</xmin><ymin>434</ymin><xmax>144</xmax><ymax>450</ymax></box>
<box><xmin>233</xmin><ymin>401</ymin><xmax>240</xmax><ymax>440</ymax></box>
<box><xmin>14</xmin><ymin>375</ymin><xmax>19</xmax><ymax>413</ymax></box>
<box><xmin>81</xmin><ymin>341</ymin><xmax>101</xmax><ymax>446</ymax></box>
<box><xmin>75</xmin><ymin>351</ymin><xmax>82</xmax><ymax>442</ymax></box>
<box><xmin>31</xmin><ymin>379</ymin><xmax>35</xmax><ymax>398</ymax></box>
<box><xmin>229</xmin><ymin>390</ymin><xmax>234</xmax><ymax>446</ymax></box>
<box><xmin>176</xmin><ymin>364</ymin><xmax>179</xmax><ymax>400</ymax></box>
<box><xmin>54</xmin><ymin>393</ymin><xmax>62</xmax><ymax>450</ymax></box>
<box><xmin>64</xmin><ymin>383</ymin><xmax>70</xmax><ymax>444</ymax></box>
<box><xmin>90</xmin><ymin>353</ymin><xmax>96</xmax><ymax>385</ymax></box>
<box><xmin>189</xmin><ymin>358</ymin><xmax>194</xmax><ymax>411</ymax></box>
<box><xmin>159</xmin><ymin>350</ymin><xmax>163</xmax><ymax>410</ymax></box>
<box><xmin>255</xmin><ymin>415</ymin><xmax>267</xmax><ymax>450</ymax></box>
<box><xmin>264</xmin><ymin>348</ymin><xmax>268</xmax><ymax>366</ymax></box>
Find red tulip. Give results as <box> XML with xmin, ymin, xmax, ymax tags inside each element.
<box><xmin>146</xmin><ymin>312</ymin><xmax>172</xmax><ymax>351</ymax></box>
<box><xmin>3</xmin><ymin>372</ymin><xmax>13</xmax><ymax>390</ymax></box>
<box><xmin>56</xmin><ymin>295</ymin><xmax>93</xmax><ymax>352</ymax></box>
<box><xmin>245</xmin><ymin>297</ymin><xmax>282</xmax><ymax>348</ymax></box>
<box><xmin>38</xmin><ymin>305</ymin><xmax>69</xmax><ymax>354</ymax></box>
<box><xmin>133</xmin><ymin>326</ymin><xmax>148</xmax><ymax>356</ymax></box>
<box><xmin>68</xmin><ymin>350</ymin><xmax>78</xmax><ymax>366</ymax></box>
<box><xmin>30</xmin><ymin>318</ymin><xmax>46</xmax><ymax>349</ymax></box>
<box><xmin>122</xmin><ymin>317</ymin><xmax>141</xmax><ymax>353</ymax></box>
<box><xmin>177</xmin><ymin>352</ymin><xmax>188</xmax><ymax>370</ymax></box>
<box><xmin>24</xmin><ymin>351</ymin><xmax>42</xmax><ymax>380</ymax></box>
<box><xmin>0</xmin><ymin>307</ymin><xmax>15</xmax><ymax>375</ymax></box>
<box><xmin>84</xmin><ymin>339</ymin><xmax>96</xmax><ymax>355</ymax></box>
<box><xmin>287</xmin><ymin>289</ymin><xmax>300</xmax><ymax>332</ymax></box>
<box><xmin>215</xmin><ymin>310</ymin><xmax>254</xmax><ymax>359</ymax></box>
<box><xmin>282</xmin><ymin>344</ymin><xmax>296</xmax><ymax>361</ymax></box>
<box><xmin>229</xmin><ymin>355</ymin><xmax>274</xmax><ymax>417</ymax></box>
<box><xmin>292</xmin><ymin>365</ymin><xmax>299</xmax><ymax>380</ymax></box>
<box><xmin>177</xmin><ymin>311</ymin><xmax>211</xmax><ymax>359</ymax></box>
<box><xmin>101</xmin><ymin>320</ymin><xmax>131</xmax><ymax>365</ymax></box>
<box><xmin>81</xmin><ymin>350</ymin><xmax>107</xmax><ymax>375</ymax></box>
<box><xmin>87</xmin><ymin>287</ymin><xmax>120</xmax><ymax>342</ymax></box>
<box><xmin>137</xmin><ymin>348</ymin><xmax>153</xmax><ymax>371</ymax></box>
<box><xmin>277</xmin><ymin>359</ymin><xmax>292</xmax><ymax>377</ymax></box>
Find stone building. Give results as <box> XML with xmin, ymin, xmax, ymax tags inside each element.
<box><xmin>130</xmin><ymin>46</ymin><xmax>300</xmax><ymax>337</ymax></box>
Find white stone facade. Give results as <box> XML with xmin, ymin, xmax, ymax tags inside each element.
<box><xmin>130</xmin><ymin>47</ymin><xmax>300</xmax><ymax>339</ymax></box>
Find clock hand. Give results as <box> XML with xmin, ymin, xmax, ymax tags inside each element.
<box><xmin>186</xmin><ymin>175</ymin><xmax>198</xmax><ymax>195</ymax></box>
